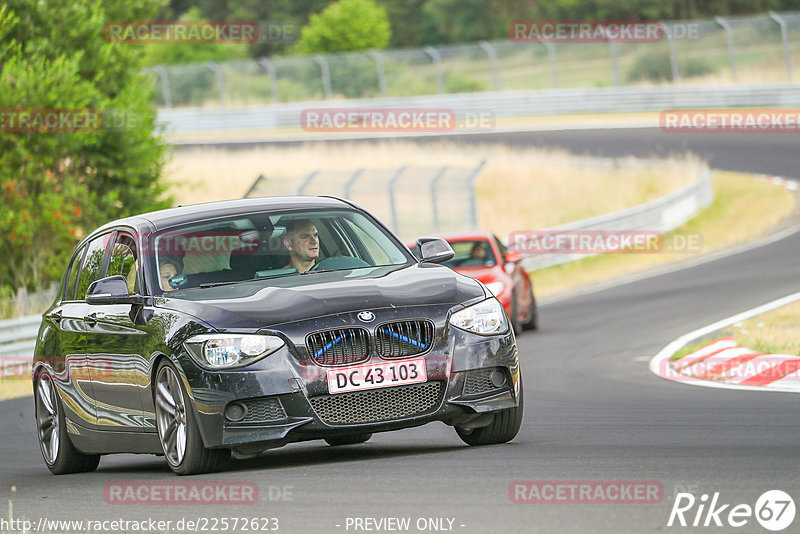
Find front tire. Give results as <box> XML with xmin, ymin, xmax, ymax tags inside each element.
<box><xmin>324</xmin><ymin>433</ymin><xmax>372</xmax><ymax>446</ymax></box>
<box><xmin>154</xmin><ymin>360</ymin><xmax>230</xmax><ymax>475</ymax></box>
<box><xmin>455</xmin><ymin>375</ymin><xmax>524</xmax><ymax>446</ymax></box>
<box><xmin>35</xmin><ymin>373</ymin><xmax>100</xmax><ymax>475</ymax></box>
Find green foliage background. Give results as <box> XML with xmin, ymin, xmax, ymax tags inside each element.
<box><xmin>0</xmin><ymin>0</ymin><xmax>171</xmax><ymax>291</ymax></box>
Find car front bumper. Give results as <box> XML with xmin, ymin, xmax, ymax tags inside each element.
<box><xmin>174</xmin><ymin>307</ymin><xmax>521</xmax><ymax>452</ymax></box>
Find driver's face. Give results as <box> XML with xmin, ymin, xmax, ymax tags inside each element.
<box><xmin>285</xmin><ymin>223</ymin><xmax>319</xmax><ymax>262</ymax></box>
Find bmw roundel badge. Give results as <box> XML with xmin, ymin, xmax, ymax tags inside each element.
<box><xmin>357</xmin><ymin>311</ymin><xmax>375</xmax><ymax>322</ymax></box>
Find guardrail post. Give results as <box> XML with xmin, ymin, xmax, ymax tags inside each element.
<box><xmin>423</xmin><ymin>46</ymin><xmax>445</xmax><ymax>94</ymax></box>
<box><xmin>313</xmin><ymin>55</ymin><xmax>333</xmax><ymax>99</ymax></box>
<box><xmin>714</xmin><ymin>16</ymin><xmax>738</xmax><ymax>83</ymax></box>
<box><xmin>388</xmin><ymin>166</ymin><xmax>408</xmax><ymax>233</ymax></box>
<box><xmin>608</xmin><ymin>40</ymin><xmax>621</xmax><ymax>86</ymax></box>
<box><xmin>298</xmin><ymin>170</ymin><xmax>319</xmax><ymax>195</ymax></box>
<box><xmin>206</xmin><ymin>61</ymin><xmax>228</xmax><ymax>106</ymax></box>
<box><xmin>153</xmin><ymin>66</ymin><xmax>173</xmax><ymax>108</ymax></box>
<box><xmin>663</xmin><ymin>24</ymin><xmax>680</xmax><ymax>82</ymax></box>
<box><xmin>542</xmin><ymin>41</ymin><xmax>559</xmax><ymax>88</ymax></box>
<box><xmin>478</xmin><ymin>41</ymin><xmax>500</xmax><ymax>91</ymax></box>
<box><xmin>466</xmin><ymin>160</ymin><xmax>487</xmax><ymax>229</ymax></box>
<box><xmin>367</xmin><ymin>50</ymin><xmax>388</xmax><ymax>97</ymax></box>
<box><xmin>769</xmin><ymin>12</ymin><xmax>792</xmax><ymax>82</ymax></box>
<box><xmin>257</xmin><ymin>58</ymin><xmax>281</xmax><ymax>103</ymax></box>
<box><xmin>344</xmin><ymin>168</ymin><xmax>365</xmax><ymax>199</ymax></box>
<box><xmin>429</xmin><ymin>166</ymin><xmax>450</xmax><ymax>231</ymax></box>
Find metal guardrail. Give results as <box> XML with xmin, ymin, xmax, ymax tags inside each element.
<box><xmin>519</xmin><ymin>167</ymin><xmax>714</xmax><ymax>271</ymax></box>
<box><xmin>158</xmin><ymin>84</ymin><xmax>800</xmax><ymax>141</ymax></box>
<box><xmin>0</xmin><ymin>314</ymin><xmax>40</xmax><ymax>376</ymax></box>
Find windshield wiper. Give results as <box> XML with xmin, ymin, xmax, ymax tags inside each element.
<box><xmin>301</xmin><ymin>268</ymin><xmax>337</xmax><ymax>275</ymax></box>
<box><xmin>198</xmin><ymin>280</ymin><xmax>244</xmax><ymax>288</ymax></box>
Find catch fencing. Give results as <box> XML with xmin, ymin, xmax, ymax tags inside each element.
<box><xmin>148</xmin><ymin>12</ymin><xmax>800</xmax><ymax>108</ymax></box>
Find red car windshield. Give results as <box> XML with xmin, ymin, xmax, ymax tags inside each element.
<box><xmin>441</xmin><ymin>240</ymin><xmax>497</xmax><ymax>268</ymax></box>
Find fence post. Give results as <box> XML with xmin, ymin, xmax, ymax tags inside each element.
<box><xmin>423</xmin><ymin>46</ymin><xmax>445</xmax><ymax>94</ymax></box>
<box><xmin>153</xmin><ymin>66</ymin><xmax>173</xmax><ymax>107</ymax></box>
<box><xmin>298</xmin><ymin>170</ymin><xmax>319</xmax><ymax>195</ymax></box>
<box><xmin>714</xmin><ymin>16</ymin><xmax>738</xmax><ymax>82</ymax></box>
<box><xmin>663</xmin><ymin>24</ymin><xmax>680</xmax><ymax>82</ymax></box>
<box><xmin>344</xmin><ymin>168</ymin><xmax>365</xmax><ymax>199</ymax></box>
<box><xmin>206</xmin><ymin>61</ymin><xmax>228</xmax><ymax>106</ymax></box>
<box><xmin>608</xmin><ymin>40</ymin><xmax>621</xmax><ymax>86</ymax></box>
<box><xmin>313</xmin><ymin>55</ymin><xmax>333</xmax><ymax>99</ymax></box>
<box><xmin>466</xmin><ymin>160</ymin><xmax>487</xmax><ymax>229</ymax></box>
<box><xmin>542</xmin><ymin>41</ymin><xmax>559</xmax><ymax>88</ymax></box>
<box><xmin>769</xmin><ymin>12</ymin><xmax>792</xmax><ymax>82</ymax></box>
<box><xmin>388</xmin><ymin>166</ymin><xmax>408</xmax><ymax>233</ymax></box>
<box><xmin>257</xmin><ymin>58</ymin><xmax>281</xmax><ymax>103</ymax></box>
<box><xmin>367</xmin><ymin>50</ymin><xmax>388</xmax><ymax>97</ymax></box>
<box><xmin>429</xmin><ymin>166</ymin><xmax>450</xmax><ymax>232</ymax></box>
<box><xmin>478</xmin><ymin>41</ymin><xmax>500</xmax><ymax>91</ymax></box>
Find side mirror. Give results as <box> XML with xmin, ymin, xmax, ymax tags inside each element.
<box><xmin>504</xmin><ymin>252</ymin><xmax>522</xmax><ymax>264</ymax></box>
<box><xmin>416</xmin><ymin>238</ymin><xmax>455</xmax><ymax>264</ymax></box>
<box><xmin>86</xmin><ymin>275</ymin><xmax>144</xmax><ymax>305</ymax></box>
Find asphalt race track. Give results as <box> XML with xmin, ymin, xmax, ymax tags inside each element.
<box><xmin>2</xmin><ymin>129</ymin><xmax>799</xmax><ymax>533</ymax></box>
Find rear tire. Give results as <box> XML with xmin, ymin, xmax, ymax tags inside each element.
<box><xmin>154</xmin><ymin>360</ymin><xmax>230</xmax><ymax>475</ymax></box>
<box><xmin>510</xmin><ymin>294</ymin><xmax>523</xmax><ymax>335</ymax></box>
<box><xmin>455</xmin><ymin>375</ymin><xmax>524</xmax><ymax>446</ymax></box>
<box><xmin>35</xmin><ymin>372</ymin><xmax>100</xmax><ymax>475</ymax></box>
<box><xmin>324</xmin><ymin>433</ymin><xmax>372</xmax><ymax>446</ymax></box>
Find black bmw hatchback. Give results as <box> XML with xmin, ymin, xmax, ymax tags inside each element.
<box><xmin>33</xmin><ymin>197</ymin><xmax>523</xmax><ymax>475</ymax></box>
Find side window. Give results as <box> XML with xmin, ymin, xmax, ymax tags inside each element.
<box><xmin>63</xmin><ymin>246</ymin><xmax>85</xmax><ymax>301</ymax></box>
<box><xmin>77</xmin><ymin>234</ymin><xmax>111</xmax><ymax>300</ymax></box>
<box><xmin>108</xmin><ymin>233</ymin><xmax>139</xmax><ymax>295</ymax></box>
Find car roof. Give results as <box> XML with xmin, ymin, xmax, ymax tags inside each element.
<box><xmin>92</xmin><ymin>196</ymin><xmax>353</xmax><ymax>235</ymax></box>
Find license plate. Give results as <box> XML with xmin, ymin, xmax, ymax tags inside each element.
<box><xmin>327</xmin><ymin>358</ymin><xmax>427</xmax><ymax>394</ymax></box>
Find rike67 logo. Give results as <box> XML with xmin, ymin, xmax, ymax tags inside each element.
<box><xmin>668</xmin><ymin>490</ymin><xmax>795</xmax><ymax>531</ymax></box>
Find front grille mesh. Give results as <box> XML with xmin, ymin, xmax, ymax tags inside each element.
<box><xmin>306</xmin><ymin>328</ymin><xmax>370</xmax><ymax>366</ymax></box>
<box><xmin>239</xmin><ymin>397</ymin><xmax>286</xmax><ymax>424</ymax></box>
<box><xmin>310</xmin><ymin>381</ymin><xmax>443</xmax><ymax>425</ymax></box>
<box><xmin>375</xmin><ymin>320</ymin><xmax>434</xmax><ymax>358</ymax></box>
<box><xmin>463</xmin><ymin>369</ymin><xmax>505</xmax><ymax>396</ymax></box>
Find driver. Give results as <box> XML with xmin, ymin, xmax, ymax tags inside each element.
<box><xmin>282</xmin><ymin>219</ymin><xmax>319</xmax><ymax>273</ymax></box>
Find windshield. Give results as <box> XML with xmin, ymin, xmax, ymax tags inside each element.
<box><xmin>440</xmin><ymin>240</ymin><xmax>497</xmax><ymax>268</ymax></box>
<box><xmin>149</xmin><ymin>208</ymin><xmax>412</xmax><ymax>294</ymax></box>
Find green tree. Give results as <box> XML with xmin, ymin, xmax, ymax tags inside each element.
<box><xmin>0</xmin><ymin>0</ymin><xmax>171</xmax><ymax>291</ymax></box>
<box><xmin>294</xmin><ymin>0</ymin><xmax>391</xmax><ymax>54</ymax></box>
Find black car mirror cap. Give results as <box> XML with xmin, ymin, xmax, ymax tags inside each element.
<box><xmin>86</xmin><ymin>275</ymin><xmax>145</xmax><ymax>305</ymax></box>
<box><xmin>416</xmin><ymin>238</ymin><xmax>455</xmax><ymax>264</ymax></box>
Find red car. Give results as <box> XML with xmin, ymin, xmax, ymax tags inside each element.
<box><xmin>410</xmin><ymin>232</ymin><xmax>538</xmax><ymax>333</ymax></box>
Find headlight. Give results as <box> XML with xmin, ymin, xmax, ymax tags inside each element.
<box><xmin>449</xmin><ymin>298</ymin><xmax>509</xmax><ymax>335</ymax></box>
<box><xmin>183</xmin><ymin>334</ymin><xmax>284</xmax><ymax>369</ymax></box>
<box><xmin>485</xmin><ymin>281</ymin><xmax>505</xmax><ymax>297</ymax></box>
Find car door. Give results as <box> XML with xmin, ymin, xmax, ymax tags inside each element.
<box><xmin>494</xmin><ymin>236</ymin><xmax>531</xmax><ymax>314</ymax></box>
<box><xmin>43</xmin><ymin>242</ymin><xmax>99</xmax><ymax>429</ymax></box>
<box><xmin>83</xmin><ymin>230</ymin><xmax>148</xmax><ymax>431</ymax></box>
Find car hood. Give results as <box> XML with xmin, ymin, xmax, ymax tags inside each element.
<box><xmin>157</xmin><ymin>263</ymin><xmax>486</xmax><ymax>329</ymax></box>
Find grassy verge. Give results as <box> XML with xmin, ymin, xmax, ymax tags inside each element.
<box><xmin>533</xmin><ymin>171</ymin><xmax>795</xmax><ymax>297</ymax></box>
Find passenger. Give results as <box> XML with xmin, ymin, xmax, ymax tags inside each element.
<box><xmin>158</xmin><ymin>256</ymin><xmax>183</xmax><ymax>292</ymax></box>
<box><xmin>282</xmin><ymin>219</ymin><xmax>319</xmax><ymax>274</ymax></box>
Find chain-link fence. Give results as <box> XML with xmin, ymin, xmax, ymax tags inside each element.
<box><xmin>244</xmin><ymin>162</ymin><xmax>485</xmax><ymax>241</ymax></box>
<box><xmin>147</xmin><ymin>12</ymin><xmax>800</xmax><ymax>108</ymax></box>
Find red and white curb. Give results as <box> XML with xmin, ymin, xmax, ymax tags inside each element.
<box><xmin>649</xmin><ymin>290</ymin><xmax>800</xmax><ymax>393</ymax></box>
<box><xmin>665</xmin><ymin>337</ymin><xmax>800</xmax><ymax>390</ymax></box>
<box><xmin>754</xmin><ymin>174</ymin><xmax>800</xmax><ymax>192</ymax></box>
